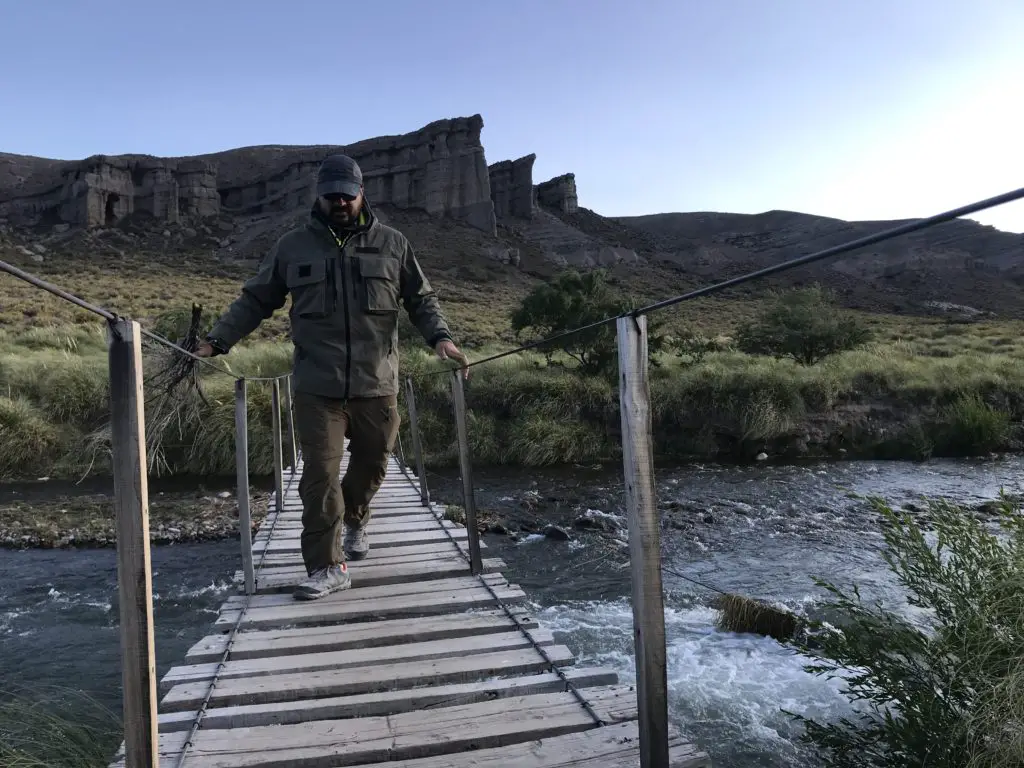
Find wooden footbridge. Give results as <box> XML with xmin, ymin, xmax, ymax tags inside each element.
<box><xmin>8</xmin><ymin>187</ymin><xmax>1021</xmax><ymax>768</ymax></box>
<box><xmin>110</xmin><ymin>449</ymin><xmax>710</xmax><ymax>767</ymax></box>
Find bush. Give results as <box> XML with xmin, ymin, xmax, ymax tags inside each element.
<box><xmin>509</xmin><ymin>268</ymin><xmax>664</xmax><ymax>375</ymax></box>
<box><xmin>933</xmin><ymin>394</ymin><xmax>1011</xmax><ymax>456</ymax></box>
<box><xmin>784</xmin><ymin>494</ymin><xmax>1024</xmax><ymax>767</ymax></box>
<box><xmin>736</xmin><ymin>285</ymin><xmax>872</xmax><ymax>365</ymax></box>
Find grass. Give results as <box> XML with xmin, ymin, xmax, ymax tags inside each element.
<box><xmin>0</xmin><ymin>684</ymin><xmax>119</xmax><ymax>768</ymax></box>
<box><xmin>2</xmin><ymin>236</ymin><xmax>1023</xmax><ymax>478</ymax></box>
<box><xmin>0</xmin><ymin>314</ymin><xmax>1022</xmax><ymax>480</ymax></box>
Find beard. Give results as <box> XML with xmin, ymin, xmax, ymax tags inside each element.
<box><xmin>328</xmin><ymin>205</ymin><xmax>356</xmax><ymax>226</ymax></box>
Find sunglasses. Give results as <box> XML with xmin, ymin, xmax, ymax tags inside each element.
<box><xmin>323</xmin><ymin>192</ymin><xmax>358</xmax><ymax>203</ymax></box>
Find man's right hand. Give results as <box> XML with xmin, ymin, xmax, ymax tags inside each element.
<box><xmin>194</xmin><ymin>340</ymin><xmax>215</xmax><ymax>358</ymax></box>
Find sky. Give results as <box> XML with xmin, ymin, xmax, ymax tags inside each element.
<box><xmin>2</xmin><ymin>0</ymin><xmax>1023</xmax><ymax>232</ymax></box>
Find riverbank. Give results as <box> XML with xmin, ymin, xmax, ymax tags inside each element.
<box><xmin>2</xmin><ymin>456</ymin><xmax>1020</xmax><ymax>550</ymax></box>
<box><xmin>0</xmin><ymin>488</ymin><xmax>270</xmax><ymax>549</ymax></box>
<box><xmin>1</xmin><ymin>320</ymin><xmax>1023</xmax><ymax>482</ymax></box>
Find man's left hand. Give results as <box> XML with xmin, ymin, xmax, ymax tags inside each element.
<box><xmin>435</xmin><ymin>339</ymin><xmax>469</xmax><ymax>378</ymax></box>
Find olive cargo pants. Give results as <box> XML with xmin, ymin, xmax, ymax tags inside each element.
<box><xmin>293</xmin><ymin>391</ymin><xmax>400</xmax><ymax>574</ymax></box>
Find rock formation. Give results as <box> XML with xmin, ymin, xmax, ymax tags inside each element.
<box><xmin>0</xmin><ymin>115</ymin><xmax>497</xmax><ymax>235</ymax></box>
<box><xmin>488</xmin><ymin>155</ymin><xmax>536</xmax><ymax>219</ymax></box>
<box><xmin>536</xmin><ymin>173</ymin><xmax>578</xmax><ymax>213</ymax></box>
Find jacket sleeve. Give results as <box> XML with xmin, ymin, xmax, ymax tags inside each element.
<box><xmin>399</xmin><ymin>238</ymin><xmax>452</xmax><ymax>347</ymax></box>
<box><xmin>208</xmin><ymin>241</ymin><xmax>288</xmax><ymax>350</ymax></box>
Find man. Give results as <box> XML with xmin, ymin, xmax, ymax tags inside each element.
<box><xmin>196</xmin><ymin>154</ymin><xmax>467</xmax><ymax>601</ymax></box>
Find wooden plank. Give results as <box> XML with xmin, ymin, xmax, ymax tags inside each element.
<box><xmin>405</xmin><ymin>375</ymin><xmax>431</xmax><ymax>505</ymax></box>
<box><xmin>248</xmin><ymin>557</ymin><xmax>501</xmax><ymax>594</ymax></box>
<box><xmin>248</xmin><ymin>539</ymin><xmax>480</xmax><ymax>569</ymax></box>
<box><xmin>235</xmin><ymin>378</ymin><xmax>256</xmax><ymax>595</ymax></box>
<box><xmin>160</xmin><ymin>645</ymin><xmax>578</xmax><ymax>711</ymax></box>
<box><xmin>223</xmin><ymin>573</ymin><xmax>508</xmax><ymax>610</ymax></box>
<box><xmin>217</xmin><ymin>583</ymin><xmax>526</xmax><ymax>630</ymax></box>
<box><xmin>617</xmin><ymin>314</ymin><xmax>670</xmax><ymax>767</ymax></box>
<box><xmin>185</xmin><ymin>609</ymin><xmax>537</xmax><ymax>664</ymax></box>
<box><xmin>156</xmin><ymin>667</ymin><xmax>617</xmax><ymax>732</ymax></box>
<box><xmin>107</xmin><ymin>318</ymin><xmax>159</xmax><ymax>768</ymax></box>
<box><xmin>155</xmin><ymin>686</ymin><xmax>634</xmax><ymax>768</ymax></box>
<box><xmin>252</xmin><ymin>518</ymin><xmax>457</xmax><ymax>541</ymax></box>
<box><xmin>271</xmin><ymin>378</ymin><xmax>284</xmax><ymax>513</ymax></box>
<box><xmin>251</xmin><ymin>527</ymin><xmax>468</xmax><ymax>553</ymax></box>
<box><xmin>449</xmin><ymin>370</ymin><xmax>484</xmax><ymax>574</ymax></box>
<box><xmin>249</xmin><ymin>541</ymin><xmax>480</xmax><ymax>574</ymax></box>
<box><xmin>357</xmin><ymin>721</ymin><xmax>711</xmax><ymax>768</ymax></box>
<box><xmin>117</xmin><ymin>687</ymin><xmax>638</xmax><ymax>767</ymax></box>
<box><xmin>161</xmin><ymin>628</ymin><xmax>555</xmax><ymax>690</ymax></box>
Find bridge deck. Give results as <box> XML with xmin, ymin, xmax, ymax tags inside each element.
<box><xmin>112</xmin><ymin>454</ymin><xmax>710</xmax><ymax>767</ymax></box>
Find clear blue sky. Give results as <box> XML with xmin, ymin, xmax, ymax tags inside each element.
<box><xmin>2</xmin><ymin>0</ymin><xmax>1022</xmax><ymax>231</ymax></box>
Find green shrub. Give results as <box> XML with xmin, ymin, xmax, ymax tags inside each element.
<box><xmin>933</xmin><ymin>394</ymin><xmax>1011</xmax><ymax>456</ymax></box>
<box><xmin>736</xmin><ymin>285</ymin><xmax>872</xmax><ymax>365</ymax></box>
<box><xmin>785</xmin><ymin>494</ymin><xmax>1024</xmax><ymax>766</ymax></box>
<box><xmin>0</xmin><ymin>397</ymin><xmax>62</xmax><ymax>476</ymax></box>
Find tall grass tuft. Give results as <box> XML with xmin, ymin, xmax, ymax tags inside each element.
<box><xmin>0</xmin><ymin>684</ymin><xmax>119</xmax><ymax>768</ymax></box>
<box><xmin>0</xmin><ymin>397</ymin><xmax>62</xmax><ymax>476</ymax></box>
<box><xmin>934</xmin><ymin>393</ymin><xmax>1011</xmax><ymax>457</ymax></box>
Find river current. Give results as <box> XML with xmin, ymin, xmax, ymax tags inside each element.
<box><xmin>2</xmin><ymin>455</ymin><xmax>1022</xmax><ymax>766</ymax></box>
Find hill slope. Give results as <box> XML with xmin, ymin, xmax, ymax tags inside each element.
<box><xmin>1</xmin><ymin>113</ymin><xmax>1022</xmax><ymax>323</ymax></box>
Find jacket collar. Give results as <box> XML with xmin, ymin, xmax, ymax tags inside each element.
<box><xmin>309</xmin><ymin>198</ymin><xmax>377</xmax><ymax>243</ymax></box>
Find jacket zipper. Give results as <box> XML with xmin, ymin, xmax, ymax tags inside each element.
<box><xmin>337</xmin><ymin>233</ymin><xmax>352</xmax><ymax>400</ymax></box>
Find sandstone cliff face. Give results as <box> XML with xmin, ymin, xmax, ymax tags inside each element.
<box><xmin>536</xmin><ymin>173</ymin><xmax>578</xmax><ymax>213</ymax></box>
<box><xmin>0</xmin><ymin>115</ymin><xmax>497</xmax><ymax>234</ymax></box>
<box><xmin>488</xmin><ymin>154</ymin><xmax>536</xmax><ymax>219</ymax></box>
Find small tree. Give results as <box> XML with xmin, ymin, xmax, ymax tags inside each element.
<box><xmin>735</xmin><ymin>285</ymin><xmax>871</xmax><ymax>365</ymax></box>
<box><xmin>510</xmin><ymin>269</ymin><xmax>663</xmax><ymax>375</ymax></box>
<box><xmin>785</xmin><ymin>494</ymin><xmax>1024</xmax><ymax>767</ymax></box>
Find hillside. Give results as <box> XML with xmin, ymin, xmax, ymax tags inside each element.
<box><xmin>1</xmin><ymin>113</ymin><xmax>1022</xmax><ymax>327</ymax></box>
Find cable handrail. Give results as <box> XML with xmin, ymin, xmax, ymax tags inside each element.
<box><xmin>417</xmin><ymin>184</ymin><xmax>1024</xmax><ymax>377</ymax></box>
<box><xmin>0</xmin><ymin>256</ymin><xmax>291</xmax><ymax>383</ymax></box>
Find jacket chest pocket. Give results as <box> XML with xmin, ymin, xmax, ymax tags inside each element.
<box><xmin>286</xmin><ymin>259</ymin><xmax>329</xmax><ymax>318</ymax></box>
<box><xmin>357</xmin><ymin>256</ymin><xmax>400</xmax><ymax>314</ymax></box>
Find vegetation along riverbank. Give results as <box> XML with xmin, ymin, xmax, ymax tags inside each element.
<box><xmin>1</xmin><ymin>261</ymin><xmax>1022</xmax><ymax>548</ymax></box>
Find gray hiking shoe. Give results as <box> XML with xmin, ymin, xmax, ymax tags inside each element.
<box><xmin>343</xmin><ymin>525</ymin><xmax>369</xmax><ymax>560</ymax></box>
<box><xmin>293</xmin><ymin>565</ymin><xmax>351</xmax><ymax>601</ymax></box>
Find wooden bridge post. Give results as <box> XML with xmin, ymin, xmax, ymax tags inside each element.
<box><xmin>234</xmin><ymin>378</ymin><xmax>256</xmax><ymax>596</ymax></box>
<box><xmin>449</xmin><ymin>370</ymin><xmax>484</xmax><ymax>574</ymax></box>
<box><xmin>107</xmin><ymin>318</ymin><xmax>159</xmax><ymax>768</ymax></box>
<box><xmin>616</xmin><ymin>314</ymin><xmax>670</xmax><ymax>768</ymax></box>
<box><xmin>282</xmin><ymin>373</ymin><xmax>298</xmax><ymax>471</ymax></box>
<box><xmin>271</xmin><ymin>378</ymin><xmax>284</xmax><ymax>514</ymax></box>
<box><xmin>404</xmin><ymin>376</ymin><xmax>430</xmax><ymax>506</ymax></box>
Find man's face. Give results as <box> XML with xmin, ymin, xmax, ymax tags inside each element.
<box><xmin>319</xmin><ymin>189</ymin><xmax>363</xmax><ymax>227</ymax></box>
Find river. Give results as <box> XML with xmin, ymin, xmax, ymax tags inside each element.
<box><xmin>2</xmin><ymin>455</ymin><xmax>1022</xmax><ymax>766</ymax></box>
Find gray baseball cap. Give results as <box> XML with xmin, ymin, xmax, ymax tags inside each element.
<box><xmin>317</xmin><ymin>154</ymin><xmax>363</xmax><ymax>197</ymax></box>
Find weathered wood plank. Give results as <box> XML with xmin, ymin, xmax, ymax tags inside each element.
<box><xmin>156</xmin><ymin>667</ymin><xmax>618</xmax><ymax>732</ymax></box>
<box><xmin>357</xmin><ymin>721</ymin><xmax>711</xmax><ymax>768</ymax></box>
<box><xmin>147</xmin><ymin>687</ymin><xmax>635</xmax><ymax>768</ymax></box>
<box><xmin>160</xmin><ymin>645</ymin><xmax>578</xmax><ymax>711</ymax></box>
<box><xmin>247</xmin><ymin>539</ymin><xmax>480</xmax><ymax>569</ymax></box>
<box><xmin>185</xmin><ymin>608</ymin><xmax>536</xmax><ymax>664</ymax></box>
<box><xmin>246</xmin><ymin>547</ymin><xmax>476</xmax><ymax>579</ymax></box>
<box><xmin>161</xmin><ymin>628</ymin><xmax>555</xmax><ymax>690</ymax></box>
<box><xmin>252</xmin><ymin>519</ymin><xmax>460</xmax><ymax>543</ymax></box>
<box><xmin>246</xmin><ymin>557</ymin><xmax>501</xmax><ymax>594</ymax></box>
<box><xmin>251</xmin><ymin>527</ymin><xmax>468</xmax><ymax>553</ymax></box>
<box><xmin>217</xmin><ymin>584</ymin><xmax>526</xmax><ymax>630</ymax></box>
<box><xmin>222</xmin><ymin>573</ymin><xmax>507</xmax><ymax>610</ymax></box>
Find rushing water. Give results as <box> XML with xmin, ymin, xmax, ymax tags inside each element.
<box><xmin>2</xmin><ymin>455</ymin><xmax>1022</xmax><ymax>766</ymax></box>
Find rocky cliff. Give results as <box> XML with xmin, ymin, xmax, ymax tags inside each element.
<box><xmin>0</xmin><ymin>115</ymin><xmax>496</xmax><ymax>234</ymax></box>
<box><xmin>1</xmin><ymin>113</ymin><xmax>1022</xmax><ymax>318</ymax></box>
